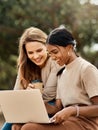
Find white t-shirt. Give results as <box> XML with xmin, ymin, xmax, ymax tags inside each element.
<box><xmin>56</xmin><ymin>57</ymin><xmax>98</xmax><ymax>107</ymax></box>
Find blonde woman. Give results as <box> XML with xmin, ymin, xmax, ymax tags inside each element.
<box><xmin>14</xmin><ymin>27</ymin><xmax>61</xmax><ymax>102</ymax></box>
<box><xmin>2</xmin><ymin>27</ymin><xmax>62</xmax><ymax>130</ymax></box>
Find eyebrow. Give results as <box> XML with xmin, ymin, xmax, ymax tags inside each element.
<box><xmin>49</xmin><ymin>49</ymin><xmax>58</xmax><ymax>53</ymax></box>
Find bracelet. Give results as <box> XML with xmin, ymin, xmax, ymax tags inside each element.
<box><xmin>75</xmin><ymin>105</ymin><xmax>79</xmax><ymax>117</ymax></box>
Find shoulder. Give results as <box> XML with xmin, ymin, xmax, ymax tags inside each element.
<box><xmin>79</xmin><ymin>57</ymin><xmax>97</xmax><ymax>71</ymax></box>
<box><xmin>78</xmin><ymin>57</ymin><xmax>98</xmax><ymax>78</ymax></box>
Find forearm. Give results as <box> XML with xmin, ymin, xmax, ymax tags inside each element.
<box><xmin>45</xmin><ymin>99</ymin><xmax>63</xmax><ymax>115</ymax></box>
<box><xmin>77</xmin><ymin>96</ymin><xmax>98</xmax><ymax>118</ymax></box>
<box><xmin>45</xmin><ymin>102</ymin><xmax>62</xmax><ymax>115</ymax></box>
<box><xmin>67</xmin><ymin>105</ymin><xmax>98</xmax><ymax>118</ymax></box>
<box><xmin>76</xmin><ymin>105</ymin><xmax>98</xmax><ymax>118</ymax></box>
<box><xmin>51</xmin><ymin>104</ymin><xmax>98</xmax><ymax>124</ymax></box>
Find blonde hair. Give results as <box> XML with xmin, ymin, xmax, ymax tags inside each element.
<box><xmin>18</xmin><ymin>27</ymin><xmax>47</xmax><ymax>89</ymax></box>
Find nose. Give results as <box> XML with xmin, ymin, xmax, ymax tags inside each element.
<box><xmin>32</xmin><ymin>53</ymin><xmax>39</xmax><ymax>59</ymax></box>
<box><xmin>49</xmin><ymin>53</ymin><xmax>56</xmax><ymax>60</ymax></box>
<box><xmin>50</xmin><ymin>55</ymin><xmax>56</xmax><ymax>60</ymax></box>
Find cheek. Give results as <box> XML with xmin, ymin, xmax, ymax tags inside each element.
<box><xmin>27</xmin><ymin>54</ymin><xmax>33</xmax><ymax>60</ymax></box>
<box><xmin>61</xmin><ymin>53</ymin><xmax>67</xmax><ymax>60</ymax></box>
<box><xmin>41</xmin><ymin>49</ymin><xmax>47</xmax><ymax>57</ymax></box>
<box><xmin>57</xmin><ymin>52</ymin><xmax>63</xmax><ymax>59</ymax></box>
<box><xmin>59</xmin><ymin>53</ymin><xmax>67</xmax><ymax>63</ymax></box>
<box><xmin>43</xmin><ymin>53</ymin><xmax>48</xmax><ymax>61</ymax></box>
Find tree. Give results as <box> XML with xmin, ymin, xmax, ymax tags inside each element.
<box><xmin>0</xmin><ymin>0</ymin><xmax>98</xmax><ymax>89</ymax></box>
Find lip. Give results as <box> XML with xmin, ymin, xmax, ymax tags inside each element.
<box><xmin>33</xmin><ymin>57</ymin><xmax>42</xmax><ymax>63</ymax></box>
<box><xmin>56</xmin><ymin>60</ymin><xmax>61</xmax><ymax>64</ymax></box>
<box><xmin>35</xmin><ymin>59</ymin><xmax>42</xmax><ymax>63</ymax></box>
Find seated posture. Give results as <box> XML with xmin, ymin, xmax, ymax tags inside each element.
<box><xmin>1</xmin><ymin>27</ymin><xmax>62</xmax><ymax>130</ymax></box>
<box><xmin>12</xmin><ymin>26</ymin><xmax>98</xmax><ymax>130</ymax></box>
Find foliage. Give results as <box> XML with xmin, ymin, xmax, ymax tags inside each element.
<box><xmin>0</xmin><ymin>0</ymin><xmax>98</xmax><ymax>89</ymax></box>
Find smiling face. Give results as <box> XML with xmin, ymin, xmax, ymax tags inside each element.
<box><xmin>46</xmin><ymin>44</ymin><xmax>70</xmax><ymax>66</ymax></box>
<box><xmin>25</xmin><ymin>41</ymin><xmax>47</xmax><ymax>67</ymax></box>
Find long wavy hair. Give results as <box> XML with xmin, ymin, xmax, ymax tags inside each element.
<box><xmin>17</xmin><ymin>27</ymin><xmax>47</xmax><ymax>89</ymax></box>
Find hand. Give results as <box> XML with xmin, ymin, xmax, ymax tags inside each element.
<box><xmin>26</xmin><ymin>83</ymin><xmax>35</xmax><ymax>90</ymax></box>
<box><xmin>50</xmin><ymin>106</ymin><xmax>75</xmax><ymax>124</ymax></box>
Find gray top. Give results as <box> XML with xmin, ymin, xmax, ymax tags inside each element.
<box><xmin>14</xmin><ymin>57</ymin><xmax>63</xmax><ymax>102</ymax></box>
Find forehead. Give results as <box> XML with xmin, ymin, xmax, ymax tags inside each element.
<box><xmin>25</xmin><ymin>41</ymin><xmax>45</xmax><ymax>50</ymax></box>
<box><xmin>46</xmin><ymin>44</ymin><xmax>60</xmax><ymax>51</ymax></box>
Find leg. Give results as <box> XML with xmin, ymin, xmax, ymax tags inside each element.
<box><xmin>11</xmin><ymin>124</ymin><xmax>23</xmax><ymax>130</ymax></box>
<box><xmin>1</xmin><ymin>122</ymin><xmax>12</xmax><ymax>130</ymax></box>
<box><xmin>21</xmin><ymin>122</ymin><xmax>82</xmax><ymax>130</ymax></box>
<box><xmin>20</xmin><ymin>117</ymin><xmax>98</xmax><ymax>130</ymax></box>
<box><xmin>21</xmin><ymin>123</ymin><xmax>67</xmax><ymax>130</ymax></box>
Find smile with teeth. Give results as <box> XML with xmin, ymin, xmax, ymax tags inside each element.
<box><xmin>34</xmin><ymin>58</ymin><xmax>42</xmax><ymax>63</ymax></box>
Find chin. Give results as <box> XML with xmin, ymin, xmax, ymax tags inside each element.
<box><xmin>61</xmin><ymin>63</ymin><xmax>65</xmax><ymax>66</ymax></box>
<box><xmin>57</xmin><ymin>62</ymin><xmax>63</xmax><ymax>66</ymax></box>
<box><xmin>38</xmin><ymin>62</ymin><xmax>45</xmax><ymax>67</ymax></box>
<box><xmin>36</xmin><ymin>63</ymin><xmax>42</xmax><ymax>66</ymax></box>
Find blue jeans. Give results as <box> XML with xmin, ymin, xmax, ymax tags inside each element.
<box><xmin>1</xmin><ymin>123</ymin><xmax>12</xmax><ymax>130</ymax></box>
<box><xmin>48</xmin><ymin>99</ymin><xmax>55</xmax><ymax>118</ymax></box>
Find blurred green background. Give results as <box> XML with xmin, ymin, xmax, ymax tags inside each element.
<box><xmin>0</xmin><ymin>0</ymin><xmax>98</xmax><ymax>90</ymax></box>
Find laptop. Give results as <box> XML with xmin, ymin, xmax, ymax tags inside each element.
<box><xmin>0</xmin><ymin>89</ymin><xmax>52</xmax><ymax>123</ymax></box>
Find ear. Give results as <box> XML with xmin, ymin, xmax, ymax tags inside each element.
<box><xmin>67</xmin><ymin>45</ymin><xmax>73</xmax><ymax>51</ymax></box>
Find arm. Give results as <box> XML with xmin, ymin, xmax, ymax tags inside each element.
<box><xmin>51</xmin><ymin>96</ymin><xmax>98</xmax><ymax>124</ymax></box>
<box><xmin>45</xmin><ymin>99</ymin><xmax>63</xmax><ymax>115</ymax></box>
<box><xmin>14</xmin><ymin>69</ymin><xmax>23</xmax><ymax>90</ymax></box>
<box><xmin>78</xmin><ymin>96</ymin><xmax>98</xmax><ymax>117</ymax></box>
<box><xmin>42</xmin><ymin>58</ymin><xmax>63</xmax><ymax>101</ymax></box>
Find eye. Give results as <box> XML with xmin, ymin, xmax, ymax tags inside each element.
<box><xmin>52</xmin><ymin>50</ymin><xmax>58</xmax><ymax>54</ymax></box>
<box><xmin>49</xmin><ymin>50</ymin><xmax>58</xmax><ymax>56</ymax></box>
<box><xmin>36</xmin><ymin>48</ymin><xmax>43</xmax><ymax>53</ymax></box>
<box><xmin>27</xmin><ymin>51</ymin><xmax>33</xmax><ymax>54</ymax></box>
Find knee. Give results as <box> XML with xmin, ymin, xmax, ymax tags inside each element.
<box><xmin>12</xmin><ymin>124</ymin><xmax>17</xmax><ymax>130</ymax></box>
<box><xmin>21</xmin><ymin>123</ymin><xmax>40</xmax><ymax>130</ymax></box>
<box><xmin>11</xmin><ymin>124</ymin><xmax>22</xmax><ymax>130</ymax></box>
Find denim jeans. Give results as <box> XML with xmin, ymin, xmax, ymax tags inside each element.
<box><xmin>48</xmin><ymin>99</ymin><xmax>55</xmax><ymax>118</ymax></box>
<box><xmin>1</xmin><ymin>123</ymin><xmax>12</xmax><ymax>130</ymax></box>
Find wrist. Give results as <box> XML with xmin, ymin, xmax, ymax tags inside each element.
<box><xmin>69</xmin><ymin>105</ymin><xmax>79</xmax><ymax>117</ymax></box>
<box><xmin>74</xmin><ymin>105</ymin><xmax>79</xmax><ymax>117</ymax></box>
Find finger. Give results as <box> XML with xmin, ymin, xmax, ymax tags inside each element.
<box><xmin>28</xmin><ymin>84</ymin><xmax>35</xmax><ymax>89</ymax></box>
<box><xmin>26</xmin><ymin>88</ymin><xmax>29</xmax><ymax>90</ymax></box>
<box><xmin>53</xmin><ymin>115</ymin><xmax>64</xmax><ymax>124</ymax></box>
<box><xmin>26</xmin><ymin>87</ymin><xmax>32</xmax><ymax>90</ymax></box>
<box><xmin>50</xmin><ymin>115</ymin><xmax>57</xmax><ymax>123</ymax></box>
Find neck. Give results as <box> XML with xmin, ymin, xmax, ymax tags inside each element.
<box><xmin>66</xmin><ymin>52</ymin><xmax>78</xmax><ymax>65</ymax></box>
